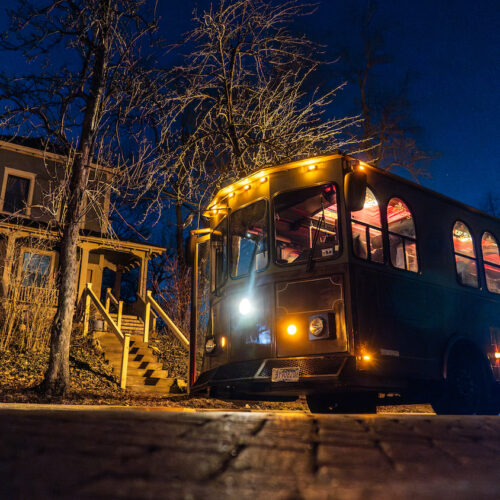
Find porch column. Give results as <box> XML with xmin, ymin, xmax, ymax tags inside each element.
<box><xmin>77</xmin><ymin>244</ymin><xmax>91</xmax><ymax>299</ymax></box>
<box><xmin>138</xmin><ymin>253</ymin><xmax>149</xmax><ymax>298</ymax></box>
<box><xmin>1</xmin><ymin>232</ymin><xmax>17</xmax><ymax>296</ymax></box>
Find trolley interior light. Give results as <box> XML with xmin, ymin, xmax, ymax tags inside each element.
<box><xmin>362</xmin><ymin>354</ymin><xmax>372</xmax><ymax>362</ymax></box>
<box><xmin>307</xmin><ymin>164</ymin><xmax>317</xmax><ymax>171</ymax></box>
<box><xmin>221</xmin><ymin>336</ymin><xmax>226</xmax><ymax>348</ymax></box>
<box><xmin>287</xmin><ymin>324</ymin><xmax>298</xmax><ymax>336</ymax></box>
<box><xmin>495</xmin><ymin>352</ymin><xmax>500</xmax><ymax>359</ymax></box>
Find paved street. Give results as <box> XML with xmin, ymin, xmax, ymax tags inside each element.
<box><xmin>0</xmin><ymin>405</ymin><xmax>499</xmax><ymax>499</ymax></box>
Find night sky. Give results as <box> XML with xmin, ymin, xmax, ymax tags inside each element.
<box><xmin>157</xmin><ymin>0</ymin><xmax>499</xmax><ymax>211</ymax></box>
<box><xmin>1</xmin><ymin>0</ymin><xmax>498</xmax><ymax>211</ymax></box>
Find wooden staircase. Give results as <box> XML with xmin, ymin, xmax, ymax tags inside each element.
<box><xmin>94</xmin><ymin>313</ymin><xmax>184</xmax><ymax>394</ymax></box>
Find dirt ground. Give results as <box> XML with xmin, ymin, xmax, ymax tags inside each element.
<box><xmin>0</xmin><ymin>338</ymin><xmax>434</xmax><ymax>413</ymax></box>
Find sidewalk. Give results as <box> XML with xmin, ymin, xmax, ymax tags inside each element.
<box><xmin>0</xmin><ymin>406</ymin><xmax>498</xmax><ymax>499</ymax></box>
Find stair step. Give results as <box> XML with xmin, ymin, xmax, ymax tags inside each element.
<box><xmin>126</xmin><ymin>374</ymin><xmax>173</xmax><ymax>384</ymax></box>
<box><xmin>126</xmin><ymin>368</ymin><xmax>169</xmax><ymax>378</ymax></box>
<box><xmin>125</xmin><ymin>379</ymin><xmax>181</xmax><ymax>393</ymax></box>
<box><xmin>105</xmin><ymin>359</ymin><xmax>164</xmax><ymax>371</ymax></box>
<box><xmin>103</xmin><ymin>346</ymin><xmax>151</xmax><ymax>357</ymax></box>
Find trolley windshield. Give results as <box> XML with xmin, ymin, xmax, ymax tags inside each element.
<box><xmin>274</xmin><ymin>183</ymin><xmax>340</xmax><ymax>264</ymax></box>
<box><xmin>230</xmin><ymin>199</ymin><xmax>268</xmax><ymax>277</ymax></box>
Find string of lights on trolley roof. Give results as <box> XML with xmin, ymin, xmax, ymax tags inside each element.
<box><xmin>204</xmin><ymin>152</ymin><xmax>500</xmax><ymax>225</ymax></box>
<box><xmin>203</xmin><ymin>153</ymin><xmax>368</xmax><ymax>218</ymax></box>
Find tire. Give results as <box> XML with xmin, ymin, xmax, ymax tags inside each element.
<box><xmin>307</xmin><ymin>392</ymin><xmax>377</xmax><ymax>414</ymax></box>
<box><xmin>432</xmin><ymin>350</ymin><xmax>498</xmax><ymax>415</ymax></box>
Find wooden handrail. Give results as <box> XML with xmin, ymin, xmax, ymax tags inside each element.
<box><xmin>82</xmin><ymin>283</ymin><xmax>129</xmax><ymax>389</ymax></box>
<box><xmin>105</xmin><ymin>288</ymin><xmax>119</xmax><ymax>307</ymax></box>
<box><xmin>145</xmin><ymin>290</ymin><xmax>189</xmax><ymax>347</ymax></box>
<box><xmin>86</xmin><ymin>285</ymin><xmax>123</xmax><ymax>341</ymax></box>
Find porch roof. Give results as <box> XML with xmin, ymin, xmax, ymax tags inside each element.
<box><xmin>0</xmin><ymin>220</ymin><xmax>165</xmax><ymax>259</ymax></box>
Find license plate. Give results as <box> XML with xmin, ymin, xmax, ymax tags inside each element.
<box><xmin>271</xmin><ymin>367</ymin><xmax>300</xmax><ymax>382</ymax></box>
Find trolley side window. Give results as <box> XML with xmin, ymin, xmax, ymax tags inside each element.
<box><xmin>387</xmin><ymin>198</ymin><xmax>418</xmax><ymax>272</ymax></box>
<box><xmin>350</xmin><ymin>187</ymin><xmax>384</xmax><ymax>263</ymax></box>
<box><xmin>452</xmin><ymin>221</ymin><xmax>479</xmax><ymax>288</ymax></box>
<box><xmin>274</xmin><ymin>184</ymin><xmax>339</xmax><ymax>264</ymax></box>
<box><xmin>211</xmin><ymin>218</ymin><xmax>228</xmax><ymax>291</ymax></box>
<box><xmin>481</xmin><ymin>232</ymin><xmax>500</xmax><ymax>294</ymax></box>
<box><xmin>230</xmin><ymin>200</ymin><xmax>268</xmax><ymax>278</ymax></box>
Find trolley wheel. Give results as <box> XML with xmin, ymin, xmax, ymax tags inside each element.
<box><xmin>432</xmin><ymin>350</ymin><xmax>499</xmax><ymax>415</ymax></box>
<box><xmin>306</xmin><ymin>393</ymin><xmax>377</xmax><ymax>414</ymax></box>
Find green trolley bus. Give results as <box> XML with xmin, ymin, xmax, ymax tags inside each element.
<box><xmin>188</xmin><ymin>153</ymin><xmax>500</xmax><ymax>414</ymax></box>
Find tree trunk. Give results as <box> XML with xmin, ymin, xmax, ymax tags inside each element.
<box><xmin>41</xmin><ymin>147</ymin><xmax>91</xmax><ymax>396</ymax></box>
<box><xmin>41</xmin><ymin>39</ymin><xmax>108</xmax><ymax>397</ymax></box>
<box><xmin>176</xmin><ymin>203</ymin><xmax>184</xmax><ymax>267</ymax></box>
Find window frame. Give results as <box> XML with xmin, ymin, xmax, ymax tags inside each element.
<box><xmin>229</xmin><ymin>197</ymin><xmax>270</xmax><ymax>280</ymax></box>
<box><xmin>452</xmin><ymin>220</ymin><xmax>479</xmax><ymax>289</ymax></box>
<box><xmin>0</xmin><ymin>167</ymin><xmax>36</xmax><ymax>216</ymax></box>
<box><xmin>18</xmin><ymin>248</ymin><xmax>55</xmax><ymax>288</ymax></box>
<box><xmin>272</xmin><ymin>181</ymin><xmax>342</xmax><ymax>267</ymax></box>
<box><xmin>480</xmin><ymin>231</ymin><xmax>500</xmax><ymax>295</ymax></box>
<box><xmin>386</xmin><ymin>196</ymin><xmax>419</xmax><ymax>273</ymax></box>
<box><xmin>210</xmin><ymin>216</ymin><xmax>228</xmax><ymax>293</ymax></box>
<box><xmin>349</xmin><ymin>185</ymin><xmax>385</xmax><ymax>264</ymax></box>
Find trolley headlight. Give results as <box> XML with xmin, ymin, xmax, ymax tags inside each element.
<box><xmin>205</xmin><ymin>338</ymin><xmax>216</xmax><ymax>354</ymax></box>
<box><xmin>239</xmin><ymin>297</ymin><xmax>253</xmax><ymax>315</ymax></box>
<box><xmin>309</xmin><ymin>317</ymin><xmax>325</xmax><ymax>337</ymax></box>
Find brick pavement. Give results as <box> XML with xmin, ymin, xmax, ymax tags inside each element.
<box><xmin>0</xmin><ymin>405</ymin><xmax>498</xmax><ymax>499</ymax></box>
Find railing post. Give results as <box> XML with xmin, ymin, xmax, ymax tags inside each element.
<box><xmin>144</xmin><ymin>291</ymin><xmax>151</xmax><ymax>343</ymax></box>
<box><xmin>104</xmin><ymin>288</ymin><xmax>111</xmax><ymax>331</ymax></box>
<box><xmin>105</xmin><ymin>288</ymin><xmax>110</xmax><ymax>312</ymax></box>
<box><xmin>120</xmin><ymin>332</ymin><xmax>130</xmax><ymax>389</ymax></box>
<box><xmin>83</xmin><ymin>283</ymin><xmax>92</xmax><ymax>336</ymax></box>
<box><xmin>117</xmin><ymin>300</ymin><xmax>123</xmax><ymax>331</ymax></box>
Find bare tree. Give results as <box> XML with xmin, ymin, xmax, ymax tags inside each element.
<box><xmin>482</xmin><ymin>191</ymin><xmax>500</xmax><ymax>217</ymax></box>
<box><xmin>160</xmin><ymin>0</ymin><xmax>362</xmax><ymax>229</ymax></box>
<box><xmin>0</xmin><ymin>0</ymin><xmax>162</xmax><ymax>396</ymax></box>
<box><xmin>338</xmin><ymin>1</ymin><xmax>435</xmax><ymax>179</ymax></box>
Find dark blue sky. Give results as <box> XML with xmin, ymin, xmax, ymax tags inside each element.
<box><xmin>158</xmin><ymin>0</ymin><xmax>500</xmax><ymax>210</ymax></box>
<box><xmin>1</xmin><ymin>0</ymin><xmax>498</xmax><ymax>211</ymax></box>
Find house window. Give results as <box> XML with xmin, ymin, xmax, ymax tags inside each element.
<box><xmin>481</xmin><ymin>232</ymin><xmax>500</xmax><ymax>294</ymax></box>
<box><xmin>351</xmin><ymin>187</ymin><xmax>384</xmax><ymax>263</ymax></box>
<box><xmin>452</xmin><ymin>221</ymin><xmax>478</xmax><ymax>288</ymax></box>
<box><xmin>4</xmin><ymin>174</ymin><xmax>30</xmax><ymax>214</ymax></box>
<box><xmin>21</xmin><ymin>252</ymin><xmax>51</xmax><ymax>287</ymax></box>
<box><xmin>387</xmin><ymin>198</ymin><xmax>418</xmax><ymax>272</ymax></box>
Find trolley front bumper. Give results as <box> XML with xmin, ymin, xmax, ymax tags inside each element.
<box><xmin>191</xmin><ymin>355</ymin><xmax>403</xmax><ymax>397</ymax></box>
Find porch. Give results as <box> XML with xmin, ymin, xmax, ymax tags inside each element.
<box><xmin>0</xmin><ymin>220</ymin><xmax>164</xmax><ymax>308</ymax></box>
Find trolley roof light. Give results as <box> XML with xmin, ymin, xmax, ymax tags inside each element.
<box><xmin>205</xmin><ymin>153</ymin><xmax>372</xmax><ymax>215</ymax></box>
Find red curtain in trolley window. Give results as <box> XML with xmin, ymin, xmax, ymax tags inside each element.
<box><xmin>481</xmin><ymin>232</ymin><xmax>500</xmax><ymax>294</ymax></box>
<box><xmin>452</xmin><ymin>221</ymin><xmax>479</xmax><ymax>287</ymax></box>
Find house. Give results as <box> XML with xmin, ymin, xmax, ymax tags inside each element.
<box><xmin>0</xmin><ymin>138</ymin><xmax>183</xmax><ymax>392</ymax></box>
<box><xmin>0</xmin><ymin>138</ymin><xmax>164</xmax><ymax>307</ymax></box>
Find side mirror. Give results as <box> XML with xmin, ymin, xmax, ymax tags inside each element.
<box><xmin>344</xmin><ymin>170</ymin><xmax>367</xmax><ymax>212</ymax></box>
